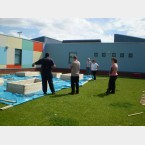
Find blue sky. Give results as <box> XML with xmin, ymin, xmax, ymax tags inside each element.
<box><xmin>0</xmin><ymin>18</ymin><xmax>145</xmax><ymax>42</ymax></box>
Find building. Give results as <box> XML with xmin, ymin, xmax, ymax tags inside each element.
<box><xmin>41</xmin><ymin>34</ymin><xmax>145</xmax><ymax>76</ymax></box>
<box><xmin>0</xmin><ymin>34</ymin><xmax>43</xmax><ymax>74</ymax></box>
<box><xmin>0</xmin><ymin>33</ymin><xmax>145</xmax><ymax>77</ymax></box>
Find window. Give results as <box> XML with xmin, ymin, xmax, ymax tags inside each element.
<box><xmin>15</xmin><ymin>49</ymin><xmax>22</xmax><ymax>65</ymax></box>
<box><xmin>94</xmin><ymin>53</ymin><xmax>98</xmax><ymax>57</ymax></box>
<box><xmin>112</xmin><ymin>53</ymin><xmax>116</xmax><ymax>57</ymax></box>
<box><xmin>69</xmin><ymin>52</ymin><xmax>77</xmax><ymax>63</ymax></box>
<box><xmin>120</xmin><ymin>53</ymin><xmax>124</xmax><ymax>58</ymax></box>
<box><xmin>128</xmin><ymin>53</ymin><xmax>133</xmax><ymax>58</ymax></box>
<box><xmin>102</xmin><ymin>53</ymin><xmax>106</xmax><ymax>57</ymax></box>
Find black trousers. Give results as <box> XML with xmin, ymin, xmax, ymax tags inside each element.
<box><xmin>71</xmin><ymin>76</ymin><xmax>79</xmax><ymax>93</ymax></box>
<box><xmin>92</xmin><ymin>71</ymin><xmax>97</xmax><ymax>80</ymax></box>
<box><xmin>41</xmin><ymin>72</ymin><xmax>55</xmax><ymax>93</ymax></box>
<box><xmin>107</xmin><ymin>76</ymin><xmax>117</xmax><ymax>93</ymax></box>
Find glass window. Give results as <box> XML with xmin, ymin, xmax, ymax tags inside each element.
<box><xmin>15</xmin><ymin>49</ymin><xmax>22</xmax><ymax>65</ymax></box>
<box><xmin>120</xmin><ymin>53</ymin><xmax>124</xmax><ymax>58</ymax></box>
<box><xmin>69</xmin><ymin>52</ymin><xmax>77</xmax><ymax>63</ymax></box>
<box><xmin>102</xmin><ymin>53</ymin><xmax>106</xmax><ymax>57</ymax></box>
<box><xmin>94</xmin><ymin>53</ymin><xmax>98</xmax><ymax>57</ymax></box>
<box><xmin>112</xmin><ymin>53</ymin><xmax>116</xmax><ymax>57</ymax></box>
<box><xmin>128</xmin><ymin>53</ymin><xmax>133</xmax><ymax>58</ymax></box>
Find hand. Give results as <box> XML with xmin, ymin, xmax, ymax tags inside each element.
<box><xmin>32</xmin><ymin>63</ymin><xmax>35</xmax><ymax>67</ymax></box>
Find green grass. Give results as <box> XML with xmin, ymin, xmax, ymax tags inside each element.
<box><xmin>0</xmin><ymin>76</ymin><xmax>145</xmax><ymax>126</ymax></box>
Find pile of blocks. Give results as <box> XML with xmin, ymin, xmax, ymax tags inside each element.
<box><xmin>0</xmin><ymin>78</ymin><xmax>4</xmax><ymax>86</ymax></box>
<box><xmin>15</xmin><ymin>71</ymin><xmax>40</xmax><ymax>77</ymax></box>
<box><xmin>60</xmin><ymin>73</ymin><xmax>84</xmax><ymax>80</ymax></box>
<box><xmin>6</xmin><ymin>71</ymin><xmax>84</xmax><ymax>95</ymax></box>
<box><xmin>140</xmin><ymin>93</ymin><xmax>145</xmax><ymax>105</ymax></box>
<box><xmin>7</xmin><ymin>78</ymin><xmax>42</xmax><ymax>95</ymax></box>
<box><xmin>52</xmin><ymin>72</ymin><xmax>62</xmax><ymax>78</ymax></box>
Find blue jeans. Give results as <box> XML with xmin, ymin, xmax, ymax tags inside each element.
<box><xmin>86</xmin><ymin>67</ymin><xmax>91</xmax><ymax>75</ymax></box>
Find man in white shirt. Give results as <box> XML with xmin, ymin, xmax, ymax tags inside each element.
<box><xmin>91</xmin><ymin>60</ymin><xmax>99</xmax><ymax>80</ymax></box>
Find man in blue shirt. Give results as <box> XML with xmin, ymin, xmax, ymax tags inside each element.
<box><xmin>32</xmin><ymin>53</ymin><xmax>56</xmax><ymax>95</ymax></box>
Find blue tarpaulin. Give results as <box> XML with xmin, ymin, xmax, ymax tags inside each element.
<box><xmin>0</xmin><ymin>75</ymin><xmax>92</xmax><ymax>107</ymax></box>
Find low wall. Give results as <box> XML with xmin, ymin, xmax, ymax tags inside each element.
<box><xmin>0</xmin><ymin>68</ymin><xmax>145</xmax><ymax>79</ymax></box>
<box><xmin>0</xmin><ymin>68</ymin><xmax>40</xmax><ymax>74</ymax></box>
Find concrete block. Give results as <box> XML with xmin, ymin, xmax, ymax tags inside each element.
<box><xmin>52</xmin><ymin>72</ymin><xmax>62</xmax><ymax>78</ymax></box>
<box><xmin>60</xmin><ymin>73</ymin><xmax>84</xmax><ymax>80</ymax></box>
<box><xmin>15</xmin><ymin>71</ymin><xmax>40</xmax><ymax>77</ymax></box>
<box><xmin>0</xmin><ymin>78</ymin><xmax>4</xmax><ymax>85</ymax></box>
<box><xmin>7</xmin><ymin>78</ymin><xmax>42</xmax><ymax>94</ymax></box>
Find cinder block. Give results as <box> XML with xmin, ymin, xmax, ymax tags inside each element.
<box><xmin>60</xmin><ymin>73</ymin><xmax>84</xmax><ymax>80</ymax></box>
<box><xmin>15</xmin><ymin>71</ymin><xmax>40</xmax><ymax>77</ymax></box>
<box><xmin>0</xmin><ymin>78</ymin><xmax>4</xmax><ymax>85</ymax></box>
<box><xmin>7</xmin><ymin>78</ymin><xmax>43</xmax><ymax>94</ymax></box>
<box><xmin>52</xmin><ymin>72</ymin><xmax>62</xmax><ymax>78</ymax></box>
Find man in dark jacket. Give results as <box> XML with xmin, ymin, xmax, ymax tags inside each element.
<box><xmin>32</xmin><ymin>53</ymin><xmax>56</xmax><ymax>95</ymax></box>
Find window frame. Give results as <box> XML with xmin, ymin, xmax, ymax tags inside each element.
<box><xmin>120</xmin><ymin>53</ymin><xmax>124</xmax><ymax>58</ymax></box>
<box><xmin>112</xmin><ymin>53</ymin><xmax>116</xmax><ymax>57</ymax></box>
<box><xmin>102</xmin><ymin>53</ymin><xmax>106</xmax><ymax>57</ymax></box>
<box><xmin>128</xmin><ymin>53</ymin><xmax>133</xmax><ymax>58</ymax></box>
<box><xmin>15</xmin><ymin>49</ymin><xmax>22</xmax><ymax>65</ymax></box>
<box><xmin>94</xmin><ymin>53</ymin><xmax>98</xmax><ymax>57</ymax></box>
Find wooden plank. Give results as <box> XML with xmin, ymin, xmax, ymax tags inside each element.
<box><xmin>128</xmin><ymin>112</ymin><xmax>144</xmax><ymax>117</ymax></box>
<box><xmin>0</xmin><ymin>105</ymin><xmax>13</xmax><ymax>110</ymax></box>
<box><xmin>0</xmin><ymin>98</ymin><xmax>16</xmax><ymax>103</ymax></box>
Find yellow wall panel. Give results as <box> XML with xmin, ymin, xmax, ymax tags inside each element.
<box><xmin>0</xmin><ymin>65</ymin><xmax>6</xmax><ymax>69</ymax></box>
<box><xmin>7</xmin><ymin>47</ymin><xmax>15</xmax><ymax>64</ymax></box>
<box><xmin>0</xmin><ymin>34</ymin><xmax>7</xmax><ymax>47</ymax></box>
<box><xmin>7</xmin><ymin>37</ymin><xmax>22</xmax><ymax>49</ymax></box>
<box><xmin>33</xmin><ymin>51</ymin><xmax>43</xmax><ymax>63</ymax></box>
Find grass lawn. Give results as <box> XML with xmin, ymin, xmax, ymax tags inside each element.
<box><xmin>0</xmin><ymin>76</ymin><xmax>145</xmax><ymax>126</ymax></box>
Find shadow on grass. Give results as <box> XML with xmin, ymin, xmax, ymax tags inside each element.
<box><xmin>49</xmin><ymin>116</ymin><xmax>79</xmax><ymax>126</ymax></box>
<box><xmin>109</xmin><ymin>102</ymin><xmax>133</xmax><ymax>108</ymax></box>
<box><xmin>49</xmin><ymin>93</ymin><xmax>69</xmax><ymax>98</ymax></box>
<box><xmin>96</xmin><ymin>93</ymin><xmax>108</xmax><ymax>98</ymax></box>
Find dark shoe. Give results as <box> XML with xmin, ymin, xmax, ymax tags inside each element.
<box><xmin>110</xmin><ymin>91</ymin><xmax>115</xmax><ymax>94</ymax></box>
<box><xmin>76</xmin><ymin>92</ymin><xmax>79</xmax><ymax>94</ymax></box>
<box><xmin>52</xmin><ymin>92</ymin><xmax>56</xmax><ymax>95</ymax></box>
<box><xmin>44</xmin><ymin>92</ymin><xmax>47</xmax><ymax>95</ymax></box>
<box><xmin>68</xmin><ymin>92</ymin><xmax>75</xmax><ymax>95</ymax></box>
<box><xmin>105</xmin><ymin>90</ymin><xmax>110</xmax><ymax>95</ymax></box>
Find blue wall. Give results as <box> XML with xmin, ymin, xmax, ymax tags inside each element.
<box><xmin>114</xmin><ymin>34</ymin><xmax>145</xmax><ymax>42</ymax></box>
<box><xmin>0</xmin><ymin>47</ymin><xmax>7</xmax><ymax>64</ymax></box>
<box><xmin>22</xmin><ymin>50</ymin><xmax>33</xmax><ymax>68</ymax></box>
<box><xmin>45</xmin><ymin>42</ymin><xmax>145</xmax><ymax>73</ymax></box>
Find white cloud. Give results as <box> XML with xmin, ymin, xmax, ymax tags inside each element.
<box><xmin>38</xmin><ymin>18</ymin><xmax>108</xmax><ymax>41</ymax></box>
<box><xmin>111</xmin><ymin>18</ymin><xmax>145</xmax><ymax>38</ymax></box>
<box><xmin>0</xmin><ymin>18</ymin><xmax>145</xmax><ymax>42</ymax></box>
<box><xmin>7</xmin><ymin>30</ymin><xmax>31</xmax><ymax>39</ymax></box>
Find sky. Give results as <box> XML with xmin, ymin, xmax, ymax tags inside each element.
<box><xmin>0</xmin><ymin>18</ymin><xmax>145</xmax><ymax>42</ymax></box>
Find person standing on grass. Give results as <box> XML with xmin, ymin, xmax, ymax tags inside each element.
<box><xmin>91</xmin><ymin>60</ymin><xmax>99</xmax><ymax>80</ymax></box>
<box><xmin>106</xmin><ymin>57</ymin><xmax>118</xmax><ymax>95</ymax></box>
<box><xmin>86</xmin><ymin>58</ymin><xmax>91</xmax><ymax>75</ymax></box>
<box><xmin>69</xmin><ymin>56</ymin><xmax>80</xmax><ymax>95</ymax></box>
<box><xmin>32</xmin><ymin>53</ymin><xmax>56</xmax><ymax>95</ymax></box>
